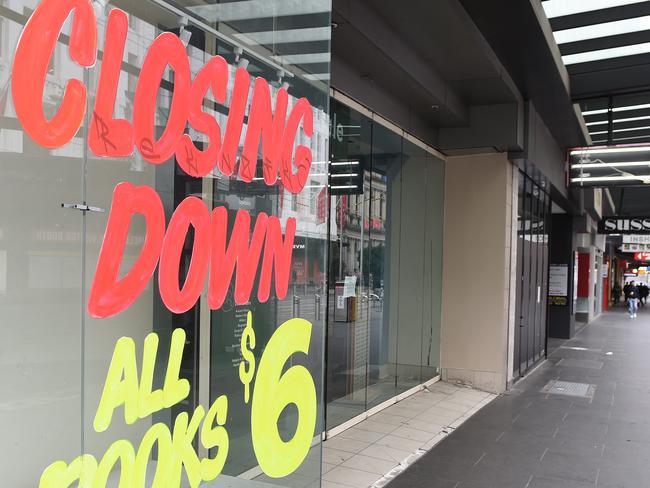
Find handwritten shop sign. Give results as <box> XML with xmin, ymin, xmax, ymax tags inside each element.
<box><xmin>11</xmin><ymin>0</ymin><xmax>321</xmax><ymax>486</ymax></box>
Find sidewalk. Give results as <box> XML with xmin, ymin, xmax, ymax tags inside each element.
<box><xmin>389</xmin><ymin>307</ymin><xmax>650</xmax><ymax>488</ymax></box>
<box><xmin>252</xmin><ymin>382</ymin><xmax>496</xmax><ymax>488</ymax></box>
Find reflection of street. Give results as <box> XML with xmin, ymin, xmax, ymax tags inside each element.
<box><xmin>276</xmin><ymin>283</ymin><xmax>327</xmax><ymax>324</ymax></box>
<box><xmin>325</xmin><ymin>286</ymin><xmax>393</xmax><ymax>427</ymax></box>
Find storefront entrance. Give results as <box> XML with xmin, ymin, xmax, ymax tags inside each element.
<box><xmin>513</xmin><ymin>172</ymin><xmax>551</xmax><ymax>378</ymax></box>
<box><xmin>1</xmin><ymin>0</ymin><xmax>330</xmax><ymax>486</ymax></box>
<box><xmin>325</xmin><ymin>94</ymin><xmax>445</xmax><ymax>431</ymax></box>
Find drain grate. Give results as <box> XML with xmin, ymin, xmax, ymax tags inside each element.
<box><xmin>542</xmin><ymin>380</ymin><xmax>596</xmax><ymax>399</ymax></box>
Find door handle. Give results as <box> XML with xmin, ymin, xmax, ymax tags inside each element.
<box><xmin>61</xmin><ymin>203</ymin><xmax>106</xmax><ymax>213</ymax></box>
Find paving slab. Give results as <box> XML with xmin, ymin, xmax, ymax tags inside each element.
<box><xmin>389</xmin><ymin>308</ymin><xmax>650</xmax><ymax>488</ymax></box>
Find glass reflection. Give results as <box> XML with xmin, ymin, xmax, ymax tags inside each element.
<box><xmin>0</xmin><ymin>0</ymin><xmax>330</xmax><ymax>486</ymax></box>
<box><xmin>326</xmin><ymin>99</ymin><xmax>443</xmax><ymax>431</ymax></box>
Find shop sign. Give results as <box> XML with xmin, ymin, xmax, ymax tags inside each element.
<box><xmin>548</xmin><ymin>264</ymin><xmax>568</xmax><ymax>297</ymax></box>
<box><xmin>623</xmin><ymin>235</ymin><xmax>650</xmax><ymax>244</ymax></box>
<box><xmin>549</xmin><ymin>296</ymin><xmax>567</xmax><ymax>306</ymax></box>
<box><xmin>622</xmin><ymin>243</ymin><xmax>650</xmax><ymax>252</ymax></box>
<box><xmin>634</xmin><ymin>252</ymin><xmax>650</xmax><ymax>261</ymax></box>
<box><xmin>599</xmin><ymin>216</ymin><xmax>650</xmax><ymax>234</ymax></box>
<box><xmin>12</xmin><ymin>0</ymin><xmax>319</xmax><ymax>486</ymax></box>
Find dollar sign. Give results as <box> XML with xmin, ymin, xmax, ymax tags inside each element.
<box><xmin>239</xmin><ymin>311</ymin><xmax>256</xmax><ymax>403</ymax></box>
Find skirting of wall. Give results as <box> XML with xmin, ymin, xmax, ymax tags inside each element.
<box><xmin>441</xmin><ymin>368</ymin><xmax>506</xmax><ymax>394</ymax></box>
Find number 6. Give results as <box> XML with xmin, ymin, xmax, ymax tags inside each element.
<box><xmin>251</xmin><ymin>318</ymin><xmax>317</xmax><ymax>478</ymax></box>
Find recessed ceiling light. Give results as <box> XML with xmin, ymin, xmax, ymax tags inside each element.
<box><xmin>571</xmin><ymin>161</ymin><xmax>650</xmax><ymax>168</ymax></box>
<box><xmin>570</xmin><ymin>146</ymin><xmax>650</xmax><ymax>155</ymax></box>
<box><xmin>571</xmin><ymin>175</ymin><xmax>649</xmax><ymax>182</ymax></box>
<box><xmin>554</xmin><ymin>16</ymin><xmax>650</xmax><ymax>45</ymax></box>
<box><xmin>582</xmin><ymin>108</ymin><xmax>609</xmax><ymax>116</ymax></box>
<box><xmin>543</xmin><ymin>0</ymin><xmax>647</xmax><ymax>19</ymax></box>
<box><xmin>563</xmin><ymin>42</ymin><xmax>650</xmax><ymax>65</ymax></box>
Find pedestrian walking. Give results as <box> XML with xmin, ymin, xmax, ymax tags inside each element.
<box><xmin>628</xmin><ymin>282</ymin><xmax>640</xmax><ymax>318</ymax></box>
<box><xmin>639</xmin><ymin>283</ymin><xmax>650</xmax><ymax>305</ymax></box>
<box><xmin>612</xmin><ymin>282</ymin><xmax>622</xmax><ymax>305</ymax></box>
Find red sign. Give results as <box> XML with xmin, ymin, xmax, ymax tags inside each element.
<box><xmin>11</xmin><ymin>0</ymin><xmax>316</xmax><ymax>319</ymax></box>
<box><xmin>634</xmin><ymin>252</ymin><xmax>650</xmax><ymax>262</ymax></box>
<box><xmin>12</xmin><ymin>0</ymin><xmax>313</xmax><ymax>191</ymax></box>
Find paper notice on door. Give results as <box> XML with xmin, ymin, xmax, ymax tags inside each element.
<box><xmin>343</xmin><ymin>275</ymin><xmax>357</xmax><ymax>298</ymax></box>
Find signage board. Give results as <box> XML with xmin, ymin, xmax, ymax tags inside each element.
<box><xmin>9</xmin><ymin>0</ymin><xmax>324</xmax><ymax>485</ymax></box>
<box><xmin>548</xmin><ymin>264</ymin><xmax>568</xmax><ymax>297</ymax></box>
<box><xmin>634</xmin><ymin>252</ymin><xmax>650</xmax><ymax>261</ymax></box>
<box><xmin>549</xmin><ymin>296</ymin><xmax>568</xmax><ymax>306</ymax></box>
<box><xmin>599</xmin><ymin>216</ymin><xmax>650</xmax><ymax>234</ymax></box>
<box><xmin>622</xmin><ymin>243</ymin><xmax>650</xmax><ymax>252</ymax></box>
<box><xmin>623</xmin><ymin>235</ymin><xmax>650</xmax><ymax>244</ymax></box>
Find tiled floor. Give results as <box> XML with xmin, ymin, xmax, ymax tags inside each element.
<box><xmin>390</xmin><ymin>307</ymin><xmax>650</xmax><ymax>488</ymax></box>
<box><xmin>249</xmin><ymin>382</ymin><xmax>495</xmax><ymax>488</ymax></box>
<box><xmin>319</xmin><ymin>382</ymin><xmax>496</xmax><ymax>488</ymax></box>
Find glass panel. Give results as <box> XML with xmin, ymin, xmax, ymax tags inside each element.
<box><xmin>530</xmin><ymin>185</ymin><xmax>540</xmax><ymax>364</ymax></box>
<box><xmin>80</xmin><ymin>1</ymin><xmax>329</xmax><ymax>487</ymax></box>
<box><xmin>527</xmin><ymin>182</ymin><xmax>538</xmax><ymax>369</ymax></box>
<box><xmin>513</xmin><ymin>172</ymin><xmax>525</xmax><ymax>378</ymax></box>
<box><xmin>520</xmin><ymin>176</ymin><xmax>532</xmax><ymax>372</ymax></box>
<box><xmin>395</xmin><ymin>139</ymin><xmax>426</xmax><ymax>394</ymax></box>
<box><xmin>366</xmin><ymin>122</ymin><xmax>401</xmax><ymax>409</ymax></box>
<box><xmin>421</xmin><ymin>153</ymin><xmax>444</xmax><ymax>380</ymax></box>
<box><xmin>539</xmin><ymin>192</ymin><xmax>550</xmax><ymax>359</ymax></box>
<box><xmin>326</xmin><ymin>99</ymin><xmax>371</xmax><ymax>429</ymax></box>
<box><xmin>533</xmin><ymin>184</ymin><xmax>547</xmax><ymax>363</ymax></box>
<box><xmin>0</xmin><ymin>4</ymin><xmax>84</xmax><ymax>483</ymax></box>
<box><xmin>325</xmin><ymin>101</ymin><xmax>445</xmax><ymax>426</ymax></box>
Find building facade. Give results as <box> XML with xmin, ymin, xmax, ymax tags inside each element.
<box><xmin>1</xmin><ymin>1</ymin><xmax>603</xmax><ymax>487</ymax></box>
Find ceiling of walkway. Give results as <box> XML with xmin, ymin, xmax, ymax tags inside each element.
<box><xmin>330</xmin><ymin>0</ymin><xmax>595</xmax><ymax>152</ymax></box>
<box><xmin>542</xmin><ymin>0</ymin><xmax>650</xmax><ymax>146</ymax></box>
<box><xmin>331</xmin><ymin>0</ymin><xmax>521</xmax><ymax>130</ymax></box>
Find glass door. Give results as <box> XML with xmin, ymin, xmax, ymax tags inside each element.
<box><xmin>366</xmin><ymin>122</ymin><xmax>401</xmax><ymax>408</ymax></box>
<box><xmin>326</xmin><ymin>99</ymin><xmax>371</xmax><ymax>429</ymax></box>
<box><xmin>81</xmin><ymin>1</ymin><xmax>330</xmax><ymax>487</ymax></box>
<box><xmin>0</xmin><ymin>8</ymin><xmax>85</xmax><ymax>480</ymax></box>
<box><xmin>3</xmin><ymin>0</ymin><xmax>331</xmax><ymax>485</ymax></box>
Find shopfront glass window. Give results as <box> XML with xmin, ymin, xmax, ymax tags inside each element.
<box><xmin>1</xmin><ymin>0</ymin><xmax>330</xmax><ymax>486</ymax></box>
<box><xmin>326</xmin><ymin>99</ymin><xmax>443</xmax><ymax>431</ymax></box>
<box><xmin>326</xmin><ymin>99</ymin><xmax>371</xmax><ymax>428</ymax></box>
